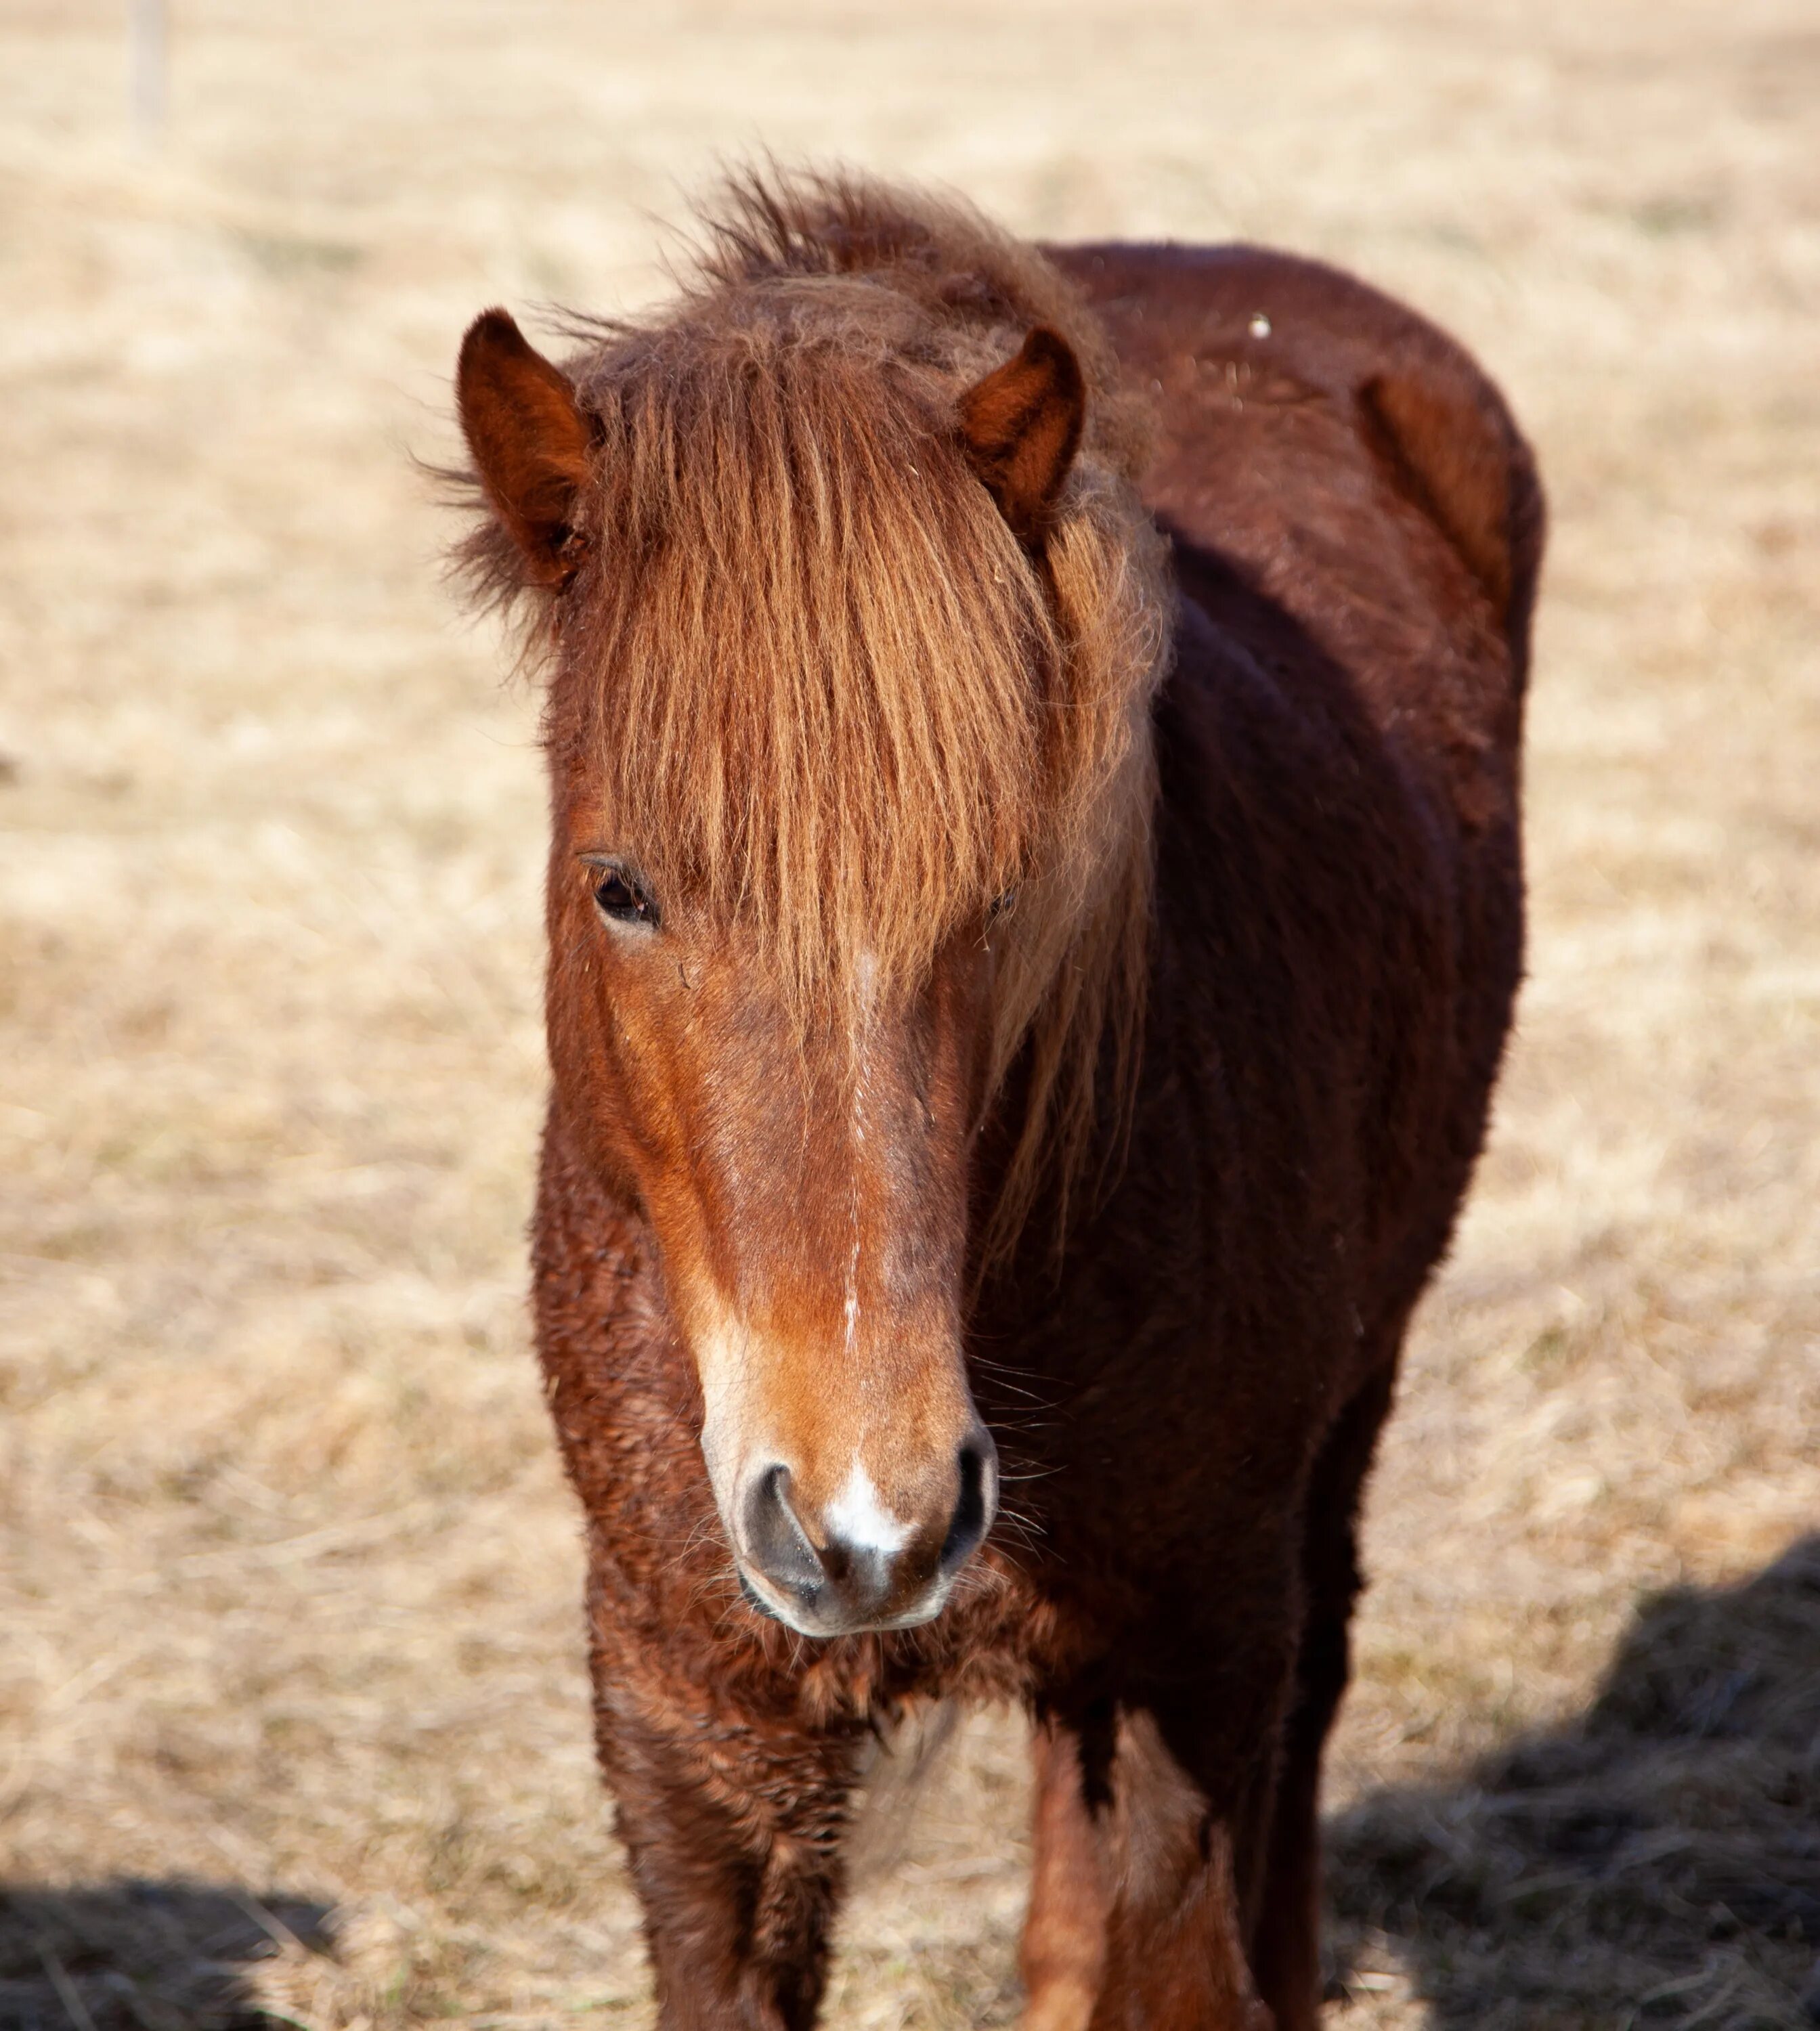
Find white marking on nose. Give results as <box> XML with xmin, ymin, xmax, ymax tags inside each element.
<box><xmin>825</xmin><ymin>1459</ymin><xmax>910</xmax><ymax>1556</ymax></box>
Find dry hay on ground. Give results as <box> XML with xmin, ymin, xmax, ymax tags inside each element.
<box><xmin>1</xmin><ymin>2</ymin><xmax>1816</xmax><ymax>2027</ymax></box>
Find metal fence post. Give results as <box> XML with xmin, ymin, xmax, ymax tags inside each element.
<box><xmin>131</xmin><ymin>0</ymin><xmax>167</xmax><ymax>150</ymax></box>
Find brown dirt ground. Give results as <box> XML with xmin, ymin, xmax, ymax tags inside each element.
<box><xmin>1</xmin><ymin>3</ymin><xmax>1816</xmax><ymax>2026</ymax></box>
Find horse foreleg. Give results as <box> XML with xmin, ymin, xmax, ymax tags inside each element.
<box><xmin>594</xmin><ymin>1667</ymin><xmax>859</xmax><ymax>2031</ymax></box>
<box><xmin>1020</xmin><ymin>1719</ymin><xmax>1110</xmax><ymax>2031</ymax></box>
<box><xmin>1249</xmin><ymin>1363</ymin><xmax>1397</xmax><ymax>2031</ymax></box>
<box><xmin>1089</xmin><ymin>1705</ymin><xmax>1277</xmax><ymax>2031</ymax></box>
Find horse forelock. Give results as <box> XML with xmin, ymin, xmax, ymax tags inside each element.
<box><xmin>567</xmin><ymin>328</ymin><xmax>1056</xmax><ymax>1009</ymax></box>
<box><xmin>479</xmin><ymin>170</ymin><xmax>1171</xmax><ymax>1252</ymax></box>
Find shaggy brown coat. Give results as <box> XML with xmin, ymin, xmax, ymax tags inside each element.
<box><xmin>454</xmin><ymin>171</ymin><xmax>1542</xmax><ymax>2031</ymax></box>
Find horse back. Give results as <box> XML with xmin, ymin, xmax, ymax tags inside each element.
<box><xmin>1052</xmin><ymin>242</ymin><xmax>1542</xmax><ymax>787</ymax></box>
<box><xmin>1039</xmin><ymin>242</ymin><xmax>1543</xmax><ymax>1368</ymax></box>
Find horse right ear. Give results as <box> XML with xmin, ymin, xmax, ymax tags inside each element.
<box><xmin>457</xmin><ymin>309</ymin><xmax>595</xmax><ymax>587</ymax></box>
<box><xmin>957</xmin><ymin>326</ymin><xmax>1086</xmax><ymax>549</ymax></box>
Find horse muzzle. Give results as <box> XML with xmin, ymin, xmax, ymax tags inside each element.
<box><xmin>730</xmin><ymin>1432</ymin><xmax>997</xmax><ymax>1638</ymax></box>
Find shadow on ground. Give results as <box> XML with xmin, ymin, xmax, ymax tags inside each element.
<box><xmin>1328</xmin><ymin>1535</ymin><xmax>1820</xmax><ymax>2030</ymax></box>
<box><xmin>0</xmin><ymin>1881</ymin><xmax>332</xmax><ymax>2031</ymax></box>
<box><xmin>7</xmin><ymin>1542</ymin><xmax>1819</xmax><ymax>2029</ymax></box>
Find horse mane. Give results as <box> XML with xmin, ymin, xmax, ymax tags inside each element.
<box><xmin>454</xmin><ymin>168</ymin><xmax>1173</xmax><ymax>1259</ymax></box>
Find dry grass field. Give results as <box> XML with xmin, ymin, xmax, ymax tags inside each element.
<box><xmin>2</xmin><ymin>2</ymin><xmax>1817</xmax><ymax>2026</ymax></box>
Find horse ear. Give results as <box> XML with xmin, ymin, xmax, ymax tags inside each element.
<box><xmin>457</xmin><ymin>309</ymin><xmax>594</xmax><ymax>586</ymax></box>
<box><xmin>956</xmin><ymin>326</ymin><xmax>1086</xmax><ymax>548</ymax></box>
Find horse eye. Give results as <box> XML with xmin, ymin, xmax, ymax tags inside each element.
<box><xmin>989</xmin><ymin>888</ymin><xmax>1018</xmax><ymax>920</ymax></box>
<box><xmin>591</xmin><ymin>865</ymin><xmax>659</xmax><ymax>928</ymax></box>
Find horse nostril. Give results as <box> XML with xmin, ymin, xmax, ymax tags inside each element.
<box><xmin>742</xmin><ymin>1464</ymin><xmax>825</xmax><ymax>1596</ymax></box>
<box><xmin>940</xmin><ymin>1431</ymin><xmax>997</xmax><ymax>1575</ymax></box>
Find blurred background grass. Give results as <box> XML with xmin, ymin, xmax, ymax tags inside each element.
<box><xmin>0</xmin><ymin>3</ymin><xmax>1815</xmax><ymax>2026</ymax></box>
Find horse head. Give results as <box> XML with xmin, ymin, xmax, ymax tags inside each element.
<box><xmin>454</xmin><ymin>250</ymin><xmax>1156</xmax><ymax>1635</ymax></box>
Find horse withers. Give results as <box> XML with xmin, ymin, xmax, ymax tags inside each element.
<box><xmin>451</xmin><ymin>172</ymin><xmax>1541</xmax><ymax>2031</ymax></box>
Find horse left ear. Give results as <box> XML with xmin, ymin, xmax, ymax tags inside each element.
<box><xmin>957</xmin><ymin>326</ymin><xmax>1085</xmax><ymax>548</ymax></box>
<box><xmin>457</xmin><ymin>309</ymin><xmax>595</xmax><ymax>586</ymax></box>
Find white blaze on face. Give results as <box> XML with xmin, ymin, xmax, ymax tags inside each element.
<box><xmin>843</xmin><ymin>949</ymin><xmax>879</xmax><ymax>1358</ymax></box>
<box><xmin>825</xmin><ymin>1457</ymin><xmax>911</xmax><ymax>1556</ymax></box>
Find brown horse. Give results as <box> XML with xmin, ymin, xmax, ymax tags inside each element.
<box><xmin>452</xmin><ymin>170</ymin><xmax>1541</xmax><ymax>2031</ymax></box>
